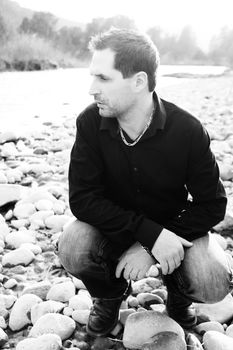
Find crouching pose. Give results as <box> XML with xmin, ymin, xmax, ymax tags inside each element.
<box><xmin>58</xmin><ymin>28</ymin><xmax>232</xmax><ymax>336</ymax></box>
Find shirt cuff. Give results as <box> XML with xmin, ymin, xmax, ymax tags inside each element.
<box><xmin>134</xmin><ymin>218</ymin><xmax>164</xmax><ymax>250</ymax></box>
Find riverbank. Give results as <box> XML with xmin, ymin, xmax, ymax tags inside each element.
<box><xmin>0</xmin><ymin>74</ymin><xmax>233</xmax><ymax>348</ymax></box>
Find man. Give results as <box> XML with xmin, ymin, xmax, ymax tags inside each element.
<box><xmin>58</xmin><ymin>28</ymin><xmax>231</xmax><ymax>337</ymax></box>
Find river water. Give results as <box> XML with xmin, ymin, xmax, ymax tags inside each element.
<box><xmin>0</xmin><ymin>65</ymin><xmax>227</xmax><ymax>133</ymax></box>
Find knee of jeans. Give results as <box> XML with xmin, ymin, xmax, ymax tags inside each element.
<box><xmin>57</xmin><ymin>220</ymin><xmax>101</xmax><ymax>275</ymax></box>
<box><xmin>180</xmin><ymin>233</ymin><xmax>232</xmax><ymax>303</ymax></box>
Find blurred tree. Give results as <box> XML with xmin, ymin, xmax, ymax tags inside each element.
<box><xmin>56</xmin><ymin>26</ymin><xmax>83</xmax><ymax>55</ymax></box>
<box><xmin>173</xmin><ymin>25</ymin><xmax>200</xmax><ymax>61</ymax></box>
<box><xmin>81</xmin><ymin>15</ymin><xmax>136</xmax><ymax>56</ymax></box>
<box><xmin>0</xmin><ymin>13</ymin><xmax>8</xmax><ymax>42</ymax></box>
<box><xmin>209</xmin><ymin>26</ymin><xmax>233</xmax><ymax>66</ymax></box>
<box><xmin>19</xmin><ymin>12</ymin><xmax>57</xmax><ymax>40</ymax></box>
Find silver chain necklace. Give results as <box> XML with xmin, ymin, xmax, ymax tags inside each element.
<box><xmin>119</xmin><ymin>111</ymin><xmax>154</xmax><ymax>147</ymax></box>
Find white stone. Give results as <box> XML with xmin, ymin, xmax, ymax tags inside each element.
<box><xmin>11</xmin><ymin>219</ymin><xmax>29</xmax><ymax>229</ymax></box>
<box><xmin>63</xmin><ymin>307</ymin><xmax>73</xmax><ymax>317</ymax></box>
<box><xmin>0</xmin><ymin>171</ymin><xmax>7</xmax><ymax>184</ymax></box>
<box><xmin>5</xmin><ymin>169</ymin><xmax>23</xmax><ymax>183</ymax></box>
<box><xmin>45</xmin><ymin>215</ymin><xmax>71</xmax><ymax>232</ymax></box>
<box><xmin>146</xmin><ymin>264</ymin><xmax>160</xmax><ymax>277</ymax></box>
<box><xmin>29</xmin><ymin>313</ymin><xmax>75</xmax><ymax>340</ymax></box>
<box><xmin>22</xmin><ymin>280</ymin><xmax>52</xmax><ymax>300</ymax></box>
<box><xmin>0</xmin><ymin>294</ymin><xmax>17</xmax><ymax>309</ymax></box>
<box><xmin>20</xmin><ymin>243</ymin><xmax>42</xmax><ymax>255</ymax></box>
<box><xmin>9</xmin><ymin>293</ymin><xmax>42</xmax><ymax>331</ymax></box>
<box><xmin>2</xmin><ymin>247</ymin><xmax>35</xmax><ymax>267</ymax></box>
<box><xmin>123</xmin><ymin>311</ymin><xmax>184</xmax><ymax>349</ymax></box>
<box><xmin>5</xmin><ymin>209</ymin><xmax>13</xmax><ymax>220</ymax></box>
<box><xmin>47</xmin><ymin>281</ymin><xmax>76</xmax><ymax>302</ymax></box>
<box><xmin>53</xmin><ymin>200</ymin><xmax>66</xmax><ymax>215</ymax></box>
<box><xmin>29</xmin><ymin>210</ymin><xmax>54</xmax><ymax>224</ymax></box>
<box><xmin>14</xmin><ymin>203</ymin><xmax>36</xmax><ymax>219</ymax></box>
<box><xmin>0</xmin><ymin>316</ymin><xmax>7</xmax><ymax>329</ymax></box>
<box><xmin>0</xmin><ymin>131</ymin><xmax>18</xmax><ymax>144</ymax></box>
<box><xmin>35</xmin><ymin>199</ymin><xmax>54</xmax><ymax>211</ymax></box>
<box><xmin>0</xmin><ymin>239</ymin><xmax>4</xmax><ymax>248</ymax></box>
<box><xmin>16</xmin><ymin>333</ymin><xmax>62</xmax><ymax>350</ymax></box>
<box><xmin>22</xmin><ymin>189</ymin><xmax>57</xmax><ymax>204</ymax></box>
<box><xmin>226</xmin><ymin>324</ymin><xmax>233</xmax><ymax>338</ymax></box>
<box><xmin>0</xmin><ymin>184</ymin><xmax>25</xmax><ymax>207</ymax></box>
<box><xmin>203</xmin><ymin>330</ymin><xmax>233</xmax><ymax>350</ymax></box>
<box><xmin>72</xmin><ymin>277</ymin><xmax>87</xmax><ymax>290</ymax></box>
<box><xmin>31</xmin><ymin>300</ymin><xmax>65</xmax><ymax>324</ymax></box>
<box><xmin>4</xmin><ymin>278</ymin><xmax>17</xmax><ymax>289</ymax></box>
<box><xmin>194</xmin><ymin>293</ymin><xmax>233</xmax><ymax>324</ymax></box>
<box><xmin>195</xmin><ymin>321</ymin><xmax>224</xmax><ymax>335</ymax></box>
<box><xmin>0</xmin><ymin>222</ymin><xmax>10</xmax><ymax>240</ymax></box>
<box><xmin>5</xmin><ymin>231</ymin><xmax>36</xmax><ymax>249</ymax></box>
<box><xmin>72</xmin><ymin>309</ymin><xmax>90</xmax><ymax>325</ymax></box>
<box><xmin>0</xmin><ymin>328</ymin><xmax>8</xmax><ymax>347</ymax></box>
<box><xmin>132</xmin><ymin>277</ymin><xmax>162</xmax><ymax>294</ymax></box>
<box><xmin>1</xmin><ymin>142</ymin><xmax>18</xmax><ymax>157</ymax></box>
<box><xmin>69</xmin><ymin>295</ymin><xmax>92</xmax><ymax>310</ymax></box>
<box><xmin>29</xmin><ymin>163</ymin><xmax>52</xmax><ymax>175</ymax></box>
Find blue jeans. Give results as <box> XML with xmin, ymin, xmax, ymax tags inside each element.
<box><xmin>57</xmin><ymin>220</ymin><xmax>233</xmax><ymax>302</ymax></box>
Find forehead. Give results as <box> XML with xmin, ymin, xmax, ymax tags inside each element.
<box><xmin>89</xmin><ymin>48</ymin><xmax>117</xmax><ymax>75</ymax></box>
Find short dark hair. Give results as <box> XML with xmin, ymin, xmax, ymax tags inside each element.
<box><xmin>89</xmin><ymin>28</ymin><xmax>160</xmax><ymax>92</ymax></box>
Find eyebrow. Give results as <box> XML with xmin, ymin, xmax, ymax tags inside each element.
<box><xmin>91</xmin><ymin>73</ymin><xmax>110</xmax><ymax>79</ymax></box>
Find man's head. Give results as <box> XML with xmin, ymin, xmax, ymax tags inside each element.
<box><xmin>88</xmin><ymin>28</ymin><xmax>159</xmax><ymax>118</ymax></box>
<box><xmin>89</xmin><ymin>28</ymin><xmax>160</xmax><ymax>92</ymax></box>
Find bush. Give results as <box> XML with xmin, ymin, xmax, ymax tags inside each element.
<box><xmin>1</xmin><ymin>33</ymin><xmax>84</xmax><ymax>67</ymax></box>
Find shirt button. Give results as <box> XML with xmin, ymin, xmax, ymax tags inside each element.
<box><xmin>136</xmin><ymin>188</ymin><xmax>140</xmax><ymax>193</ymax></box>
<box><xmin>134</xmin><ymin>167</ymin><xmax>138</xmax><ymax>172</ymax></box>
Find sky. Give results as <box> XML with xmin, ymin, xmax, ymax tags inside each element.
<box><xmin>14</xmin><ymin>0</ymin><xmax>233</xmax><ymax>50</ymax></box>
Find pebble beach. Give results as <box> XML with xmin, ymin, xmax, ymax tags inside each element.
<box><xmin>0</xmin><ymin>72</ymin><xmax>233</xmax><ymax>349</ymax></box>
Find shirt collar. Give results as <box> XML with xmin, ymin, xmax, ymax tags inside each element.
<box><xmin>99</xmin><ymin>91</ymin><xmax>167</xmax><ymax>138</ymax></box>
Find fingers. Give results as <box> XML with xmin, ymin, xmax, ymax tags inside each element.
<box><xmin>115</xmin><ymin>259</ymin><xmax>126</xmax><ymax>278</ymax></box>
<box><xmin>180</xmin><ymin>237</ymin><xmax>193</xmax><ymax>248</ymax></box>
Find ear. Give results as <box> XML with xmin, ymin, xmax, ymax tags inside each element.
<box><xmin>134</xmin><ymin>71</ymin><xmax>148</xmax><ymax>91</ymax></box>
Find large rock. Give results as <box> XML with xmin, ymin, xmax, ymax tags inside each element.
<box><xmin>141</xmin><ymin>331</ymin><xmax>186</xmax><ymax>350</ymax></box>
<box><xmin>46</xmin><ymin>281</ymin><xmax>76</xmax><ymax>302</ymax></box>
<box><xmin>0</xmin><ymin>131</ymin><xmax>18</xmax><ymax>144</ymax></box>
<box><xmin>1</xmin><ymin>142</ymin><xmax>18</xmax><ymax>157</ymax></box>
<box><xmin>132</xmin><ymin>278</ymin><xmax>162</xmax><ymax>294</ymax></box>
<box><xmin>68</xmin><ymin>295</ymin><xmax>92</xmax><ymax>310</ymax></box>
<box><xmin>9</xmin><ymin>294</ymin><xmax>42</xmax><ymax>331</ymax></box>
<box><xmin>16</xmin><ymin>333</ymin><xmax>62</xmax><ymax>350</ymax></box>
<box><xmin>31</xmin><ymin>300</ymin><xmax>65</xmax><ymax>324</ymax></box>
<box><xmin>29</xmin><ymin>313</ymin><xmax>75</xmax><ymax>340</ymax></box>
<box><xmin>45</xmin><ymin>214</ymin><xmax>71</xmax><ymax>232</ymax></box>
<box><xmin>123</xmin><ymin>311</ymin><xmax>184</xmax><ymax>349</ymax></box>
<box><xmin>203</xmin><ymin>330</ymin><xmax>233</xmax><ymax>350</ymax></box>
<box><xmin>22</xmin><ymin>280</ymin><xmax>52</xmax><ymax>300</ymax></box>
<box><xmin>0</xmin><ymin>184</ymin><xmax>23</xmax><ymax>207</ymax></box>
<box><xmin>194</xmin><ymin>293</ymin><xmax>233</xmax><ymax>324</ymax></box>
<box><xmin>5</xmin><ymin>231</ymin><xmax>36</xmax><ymax>249</ymax></box>
<box><xmin>72</xmin><ymin>309</ymin><xmax>90</xmax><ymax>325</ymax></box>
<box><xmin>2</xmin><ymin>247</ymin><xmax>35</xmax><ymax>267</ymax></box>
<box><xmin>14</xmin><ymin>203</ymin><xmax>36</xmax><ymax>219</ymax></box>
<box><xmin>195</xmin><ymin>321</ymin><xmax>224</xmax><ymax>335</ymax></box>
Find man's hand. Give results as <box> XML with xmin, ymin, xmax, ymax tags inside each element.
<box><xmin>151</xmin><ymin>229</ymin><xmax>193</xmax><ymax>275</ymax></box>
<box><xmin>115</xmin><ymin>241</ymin><xmax>155</xmax><ymax>280</ymax></box>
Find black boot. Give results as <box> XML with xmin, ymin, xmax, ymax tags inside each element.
<box><xmin>86</xmin><ymin>282</ymin><xmax>131</xmax><ymax>337</ymax></box>
<box><xmin>166</xmin><ymin>291</ymin><xmax>197</xmax><ymax>329</ymax></box>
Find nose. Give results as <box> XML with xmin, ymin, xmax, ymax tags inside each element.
<box><xmin>89</xmin><ymin>78</ymin><xmax>100</xmax><ymax>96</ymax></box>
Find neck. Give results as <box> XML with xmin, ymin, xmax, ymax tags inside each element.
<box><xmin>118</xmin><ymin>93</ymin><xmax>154</xmax><ymax>138</ymax></box>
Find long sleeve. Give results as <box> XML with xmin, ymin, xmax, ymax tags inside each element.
<box><xmin>164</xmin><ymin>122</ymin><xmax>227</xmax><ymax>240</ymax></box>
<box><xmin>69</xmin><ymin>116</ymin><xmax>163</xmax><ymax>252</ymax></box>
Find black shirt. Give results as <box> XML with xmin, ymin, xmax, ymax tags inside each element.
<box><xmin>69</xmin><ymin>92</ymin><xmax>227</xmax><ymax>252</ymax></box>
